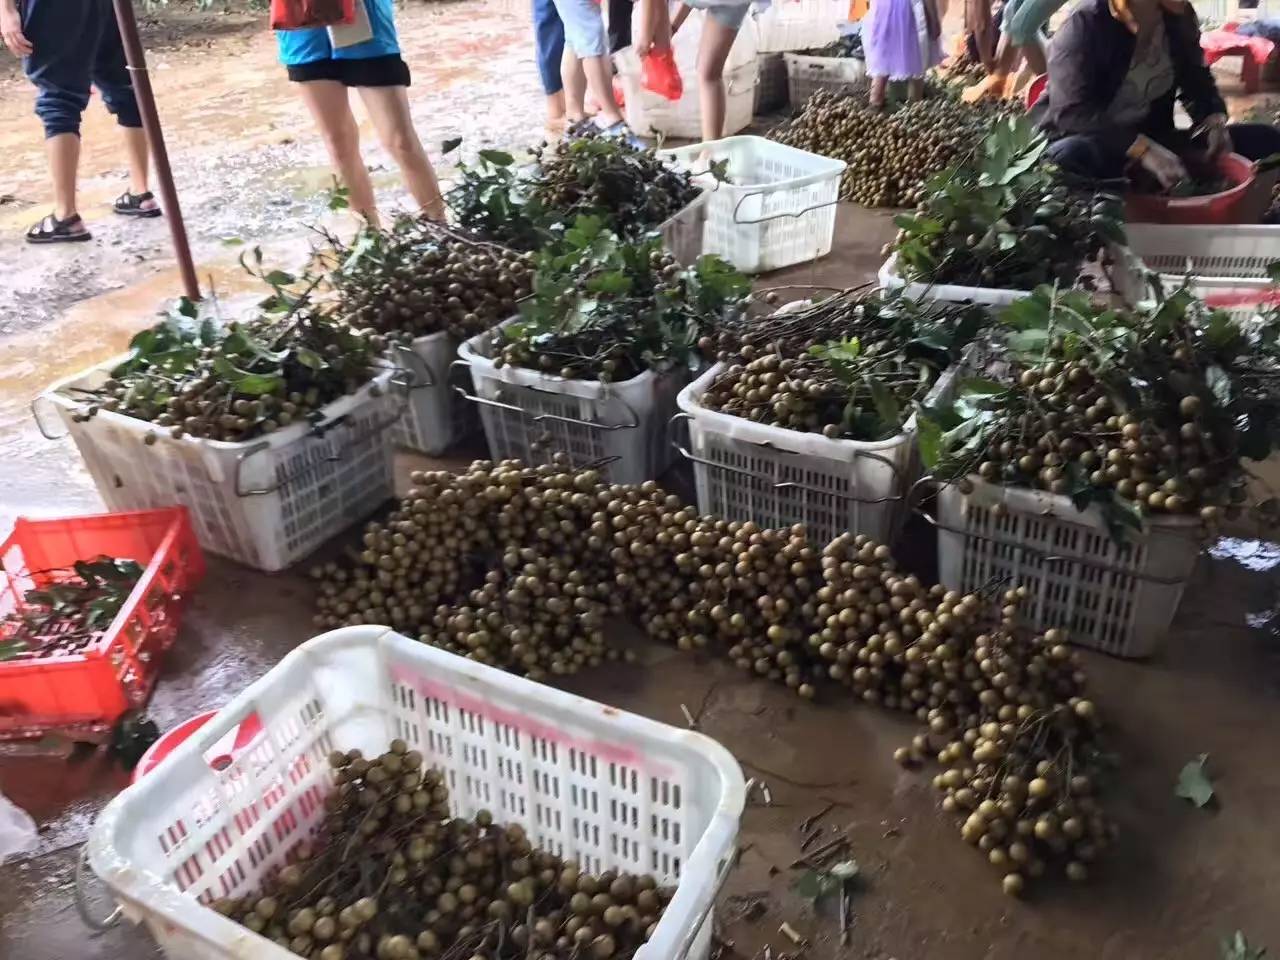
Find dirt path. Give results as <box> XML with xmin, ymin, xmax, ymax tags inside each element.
<box><xmin>0</xmin><ymin>0</ymin><xmax>545</xmax><ymax>340</ymax></box>
<box><xmin>0</xmin><ymin>0</ymin><xmax>547</xmax><ymax>526</ymax></box>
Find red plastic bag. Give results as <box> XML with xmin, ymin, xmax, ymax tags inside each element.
<box><xmin>611</xmin><ymin>76</ymin><xmax>627</xmax><ymax>109</ymax></box>
<box><xmin>271</xmin><ymin>0</ymin><xmax>355</xmax><ymax>30</ymax></box>
<box><xmin>641</xmin><ymin>47</ymin><xmax>683</xmax><ymax>101</ymax></box>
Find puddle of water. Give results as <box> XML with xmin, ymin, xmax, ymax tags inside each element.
<box><xmin>1208</xmin><ymin>537</ymin><xmax>1280</xmax><ymax>572</ymax></box>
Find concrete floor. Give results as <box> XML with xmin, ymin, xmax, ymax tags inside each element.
<box><xmin>3</xmin><ymin>205</ymin><xmax>1279</xmax><ymax>960</ymax></box>
<box><xmin>2</xmin><ymin>10</ymin><xmax>1280</xmax><ymax>955</ymax></box>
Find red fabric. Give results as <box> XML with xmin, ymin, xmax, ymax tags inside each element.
<box><xmin>1200</xmin><ymin>28</ymin><xmax>1275</xmax><ymax>66</ymax></box>
<box><xmin>641</xmin><ymin>47</ymin><xmax>684</xmax><ymax>101</ymax></box>
<box><xmin>271</xmin><ymin>0</ymin><xmax>355</xmax><ymax>30</ymax></box>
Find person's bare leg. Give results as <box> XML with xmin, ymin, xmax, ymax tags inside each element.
<box><xmin>120</xmin><ymin>126</ymin><xmax>158</xmax><ymax>211</ymax></box>
<box><xmin>547</xmin><ymin>89</ymin><xmax>567</xmax><ymax>123</ymax></box>
<box><xmin>696</xmin><ymin>14</ymin><xmax>737</xmax><ymax>141</ymax></box>
<box><xmin>357</xmin><ymin>85</ymin><xmax>446</xmax><ymax>221</ymax></box>
<box><xmin>297</xmin><ymin>79</ymin><xmax>378</xmax><ymax>223</ymax></box>
<box><xmin>635</xmin><ymin>0</ymin><xmax>672</xmax><ymax>54</ymax></box>
<box><xmin>1022</xmin><ymin>35</ymin><xmax>1046</xmax><ymax>75</ymax></box>
<box><xmin>580</xmin><ymin>54</ymin><xmax>624</xmax><ymax>126</ymax></box>
<box><xmin>562</xmin><ymin>46</ymin><xmax>588</xmax><ymax>121</ymax></box>
<box><xmin>869</xmin><ymin>75</ymin><xmax>888</xmax><ymax>109</ymax></box>
<box><xmin>46</xmin><ymin>133</ymin><xmax>81</xmax><ymax>221</ymax></box>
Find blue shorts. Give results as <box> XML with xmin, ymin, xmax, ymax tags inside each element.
<box><xmin>684</xmin><ymin>0</ymin><xmax>752</xmax><ymax>29</ymax></box>
<box><xmin>550</xmin><ymin>0</ymin><xmax>609</xmax><ymax>57</ymax></box>
<box><xmin>276</xmin><ymin>0</ymin><xmax>400</xmax><ymax>66</ymax></box>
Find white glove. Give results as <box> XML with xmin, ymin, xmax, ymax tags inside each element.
<box><xmin>1203</xmin><ymin>114</ymin><xmax>1233</xmax><ymax>159</ymax></box>
<box><xmin>1135</xmin><ymin>137</ymin><xmax>1188</xmax><ymax>190</ymax></box>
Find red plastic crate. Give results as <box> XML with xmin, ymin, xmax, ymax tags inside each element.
<box><xmin>0</xmin><ymin>508</ymin><xmax>204</xmax><ymax>740</ymax></box>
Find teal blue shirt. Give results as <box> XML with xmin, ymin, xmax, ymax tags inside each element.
<box><xmin>276</xmin><ymin>0</ymin><xmax>400</xmax><ymax>65</ymax></box>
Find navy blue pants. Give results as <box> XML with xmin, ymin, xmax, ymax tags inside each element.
<box><xmin>533</xmin><ymin>0</ymin><xmax>566</xmax><ymax>95</ymax></box>
<box><xmin>21</xmin><ymin>0</ymin><xmax>142</xmax><ymax>139</ymax></box>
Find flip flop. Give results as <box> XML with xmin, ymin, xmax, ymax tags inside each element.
<box><xmin>26</xmin><ymin>213</ymin><xmax>92</xmax><ymax>245</ymax></box>
<box><xmin>113</xmin><ymin>190</ymin><xmax>162</xmax><ymax>218</ymax></box>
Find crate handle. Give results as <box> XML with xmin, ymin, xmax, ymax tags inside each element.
<box><xmin>451</xmin><ymin>359</ymin><xmax>641</xmax><ymax>432</ymax></box>
<box><xmin>731</xmin><ymin>189</ymin><xmax>841</xmax><ymax>227</ymax></box>
<box><xmin>909</xmin><ymin>475</ymin><xmax>1197</xmax><ymax>586</ymax></box>
<box><xmin>669</xmin><ymin>412</ymin><xmax>906</xmax><ymax>505</ymax></box>
<box><xmin>391</xmin><ymin>342</ymin><xmax>438</xmax><ymax>391</ymax></box>
<box><xmin>234</xmin><ymin>374</ymin><xmax>410</xmax><ymax>498</ymax></box>
<box><xmin>31</xmin><ymin>394</ymin><xmax>69</xmax><ymax>441</ymax></box>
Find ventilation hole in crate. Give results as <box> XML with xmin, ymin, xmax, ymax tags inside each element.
<box><xmin>672</xmin><ymin>855</ymin><xmax>682</xmax><ymax>877</ymax></box>
<box><xmin>273</xmin><ymin>806</ymin><xmax>299</xmax><ymax>843</ymax></box>
<box><xmin>263</xmin><ymin>779</ymin><xmax>287</xmax><ymax>811</ymax></box>
<box><xmin>672</xmin><ymin>784</ymin><xmax>682</xmax><ymax>808</ymax></box>
<box><xmin>554</xmin><ymin>810</ymin><xmax>562</xmax><ymax>832</ymax></box>
<box><xmin>673</xmin><ymin>822</ymin><xmax>682</xmax><ymax>844</ymax></box>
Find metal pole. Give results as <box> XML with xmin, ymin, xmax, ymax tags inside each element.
<box><xmin>111</xmin><ymin>0</ymin><xmax>200</xmax><ymax>301</ymax></box>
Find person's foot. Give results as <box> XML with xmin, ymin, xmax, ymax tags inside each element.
<box><xmin>961</xmin><ymin>73</ymin><xmax>1009</xmax><ymax>104</ymax></box>
<box><xmin>113</xmin><ymin>190</ymin><xmax>162</xmax><ymax>218</ymax></box>
<box><xmin>26</xmin><ymin>212</ymin><xmax>92</xmax><ymax>244</ymax></box>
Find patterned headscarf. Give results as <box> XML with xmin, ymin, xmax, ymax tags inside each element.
<box><xmin>1109</xmin><ymin>0</ymin><xmax>1188</xmax><ymax>33</ymax></box>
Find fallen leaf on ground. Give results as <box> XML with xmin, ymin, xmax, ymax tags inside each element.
<box><xmin>1175</xmin><ymin>753</ymin><xmax>1215</xmax><ymax>808</ymax></box>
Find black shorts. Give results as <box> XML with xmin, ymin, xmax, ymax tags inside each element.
<box><xmin>286</xmin><ymin>54</ymin><xmax>411</xmax><ymax>87</ymax></box>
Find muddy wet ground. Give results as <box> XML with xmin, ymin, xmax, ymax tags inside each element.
<box><xmin>1</xmin><ymin>5</ymin><xmax>1280</xmax><ymax>960</ymax></box>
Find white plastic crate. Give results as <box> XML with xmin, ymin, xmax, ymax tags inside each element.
<box><xmin>935</xmin><ymin>478</ymin><xmax>1203</xmax><ymax>658</ymax></box>
<box><xmin>755</xmin><ymin>52</ymin><xmax>789</xmax><ymax>114</ymax></box>
<box><xmin>88</xmin><ymin>626</ymin><xmax>745</xmax><ymax>960</ymax></box>
<box><xmin>878</xmin><ymin>251</ymin><xmax>1146</xmax><ymax>309</ymax></box>
<box><xmin>458</xmin><ymin>323</ymin><xmax>690</xmax><ymax>485</ymax></box>
<box><xmin>878</xmin><ymin>253</ymin><xmax>1032</xmax><ymax>308</ymax></box>
<box><xmin>752</xmin><ymin>0</ymin><xmax>843</xmax><ymax>53</ymax></box>
<box><xmin>618</xmin><ymin>54</ymin><xmax>758</xmax><ymax>141</ymax></box>
<box><xmin>662</xmin><ymin>136</ymin><xmax>846</xmax><ymax>273</ymax></box>
<box><xmin>39</xmin><ymin>360</ymin><xmax>398</xmax><ymax>572</ymax></box>
<box><xmin>784</xmin><ymin>51</ymin><xmax>867</xmax><ymax>107</ymax></box>
<box><xmin>388</xmin><ymin>332</ymin><xmax>481</xmax><ymax>456</ymax></box>
<box><xmin>676</xmin><ymin>359</ymin><xmax>956</xmax><ymax>545</ymax></box>
<box><xmin>661</xmin><ymin>188</ymin><xmax>710</xmax><ymax>265</ymax></box>
<box><xmin>1125</xmin><ymin>223</ymin><xmax>1280</xmax><ymax>290</ymax></box>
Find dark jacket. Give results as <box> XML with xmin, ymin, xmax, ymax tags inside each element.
<box><xmin>1036</xmin><ymin>0</ymin><xmax>1226</xmax><ymax>161</ymax></box>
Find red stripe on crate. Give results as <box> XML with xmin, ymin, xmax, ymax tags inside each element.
<box><xmin>389</xmin><ymin>663</ymin><xmax>663</xmax><ymax>773</ymax></box>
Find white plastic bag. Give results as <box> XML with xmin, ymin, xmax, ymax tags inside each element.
<box><xmin>0</xmin><ymin>791</ymin><xmax>38</xmax><ymax>862</ymax></box>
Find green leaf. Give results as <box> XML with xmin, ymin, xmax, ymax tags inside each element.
<box><xmin>1222</xmin><ymin>930</ymin><xmax>1268</xmax><ymax>960</ymax></box>
<box><xmin>866</xmin><ymin>377</ymin><xmax>902</xmax><ymax>432</ymax></box>
<box><xmin>1267</xmin><ymin>261</ymin><xmax>1280</xmax><ymax>286</ymax></box>
<box><xmin>220</xmin><ymin>236</ymin><xmax>245</xmax><ymax>247</ymax></box>
<box><xmin>212</xmin><ymin>356</ymin><xmax>285</xmax><ymax>396</ymax></box>
<box><xmin>1006</xmin><ymin>328</ymin><xmax>1051</xmax><ymax>356</ymax></box>
<box><xmin>297</xmin><ymin>347</ymin><xmax>324</xmax><ymax>371</ymax></box>
<box><xmin>264</xmin><ymin>270</ymin><xmax>296</xmax><ymax>287</ymax></box>
<box><xmin>442</xmin><ymin>136</ymin><xmax>463</xmax><ymax>155</ymax></box>
<box><xmin>916</xmin><ymin>415</ymin><xmax>943</xmax><ymax>469</ymax></box>
<box><xmin>478</xmin><ymin>149</ymin><xmax>514</xmax><ymax>167</ymax></box>
<box><xmin>827</xmin><ymin>859</ymin><xmax>859</xmax><ymax>880</ymax></box>
<box><xmin>1175</xmin><ymin>754</ymin><xmax>1215</xmax><ymax>808</ymax></box>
